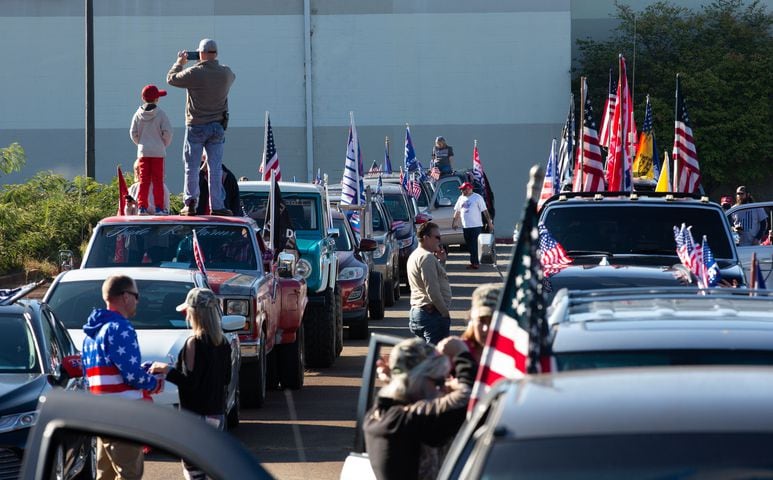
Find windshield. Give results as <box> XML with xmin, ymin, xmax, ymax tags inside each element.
<box><xmin>556</xmin><ymin>349</ymin><xmax>773</xmax><ymax>371</ymax></box>
<box><xmin>481</xmin><ymin>434</ymin><xmax>773</xmax><ymax>479</ymax></box>
<box><xmin>541</xmin><ymin>205</ymin><xmax>735</xmax><ymax>259</ymax></box>
<box><xmin>383</xmin><ymin>194</ymin><xmax>411</xmax><ymax>221</ymax></box>
<box><xmin>0</xmin><ymin>314</ymin><xmax>39</xmax><ymax>373</ymax></box>
<box><xmin>85</xmin><ymin>224</ymin><xmax>258</xmax><ymax>272</ymax></box>
<box><xmin>333</xmin><ymin>218</ymin><xmax>353</xmax><ymax>251</ymax></box>
<box><xmin>436</xmin><ymin>180</ymin><xmax>462</xmax><ymax>206</ymax></box>
<box><xmin>47</xmin><ymin>279</ymin><xmax>195</xmax><ymax>330</ymax></box>
<box><xmin>241</xmin><ymin>192</ymin><xmax>319</xmax><ymax>231</ymax></box>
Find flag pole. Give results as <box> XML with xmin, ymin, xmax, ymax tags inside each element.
<box><xmin>350</xmin><ymin>111</ymin><xmax>360</xmax><ymax>205</ymax></box>
<box><xmin>578</xmin><ymin>77</ymin><xmax>586</xmax><ymax>191</ymax></box>
<box><xmin>673</xmin><ymin>74</ymin><xmax>679</xmax><ymax>192</ymax></box>
<box><xmin>261</xmin><ymin>111</ymin><xmax>269</xmax><ymax>179</ymax></box>
<box><xmin>269</xmin><ymin>169</ymin><xmax>276</xmax><ymax>252</ymax></box>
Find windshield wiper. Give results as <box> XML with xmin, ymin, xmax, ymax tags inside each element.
<box><xmin>565</xmin><ymin>250</ymin><xmax>614</xmax><ymax>257</ymax></box>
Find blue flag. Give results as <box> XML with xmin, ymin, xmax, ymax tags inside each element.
<box><xmin>702</xmin><ymin>235</ymin><xmax>720</xmax><ymax>287</ymax></box>
<box><xmin>384</xmin><ymin>139</ymin><xmax>393</xmax><ymax>174</ymax></box>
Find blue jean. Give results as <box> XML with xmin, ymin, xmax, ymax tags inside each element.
<box><xmin>463</xmin><ymin>226</ymin><xmax>483</xmax><ymax>266</ymax></box>
<box><xmin>184</xmin><ymin>122</ymin><xmax>226</xmax><ymax>210</ymax></box>
<box><xmin>409</xmin><ymin>307</ymin><xmax>450</xmax><ymax>345</ymax></box>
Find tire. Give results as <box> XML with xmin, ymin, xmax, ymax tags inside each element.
<box><xmin>368</xmin><ymin>273</ymin><xmax>385</xmax><ymax>320</ymax></box>
<box><xmin>304</xmin><ymin>289</ymin><xmax>337</xmax><ymax>368</ymax></box>
<box><xmin>277</xmin><ymin>324</ymin><xmax>305</xmax><ymax>390</ymax></box>
<box><xmin>226</xmin><ymin>384</ymin><xmax>240</xmax><ymax>430</ymax></box>
<box><xmin>266</xmin><ymin>348</ymin><xmax>279</xmax><ymax>390</ymax></box>
<box><xmin>384</xmin><ymin>279</ymin><xmax>396</xmax><ymax>307</ymax></box>
<box><xmin>348</xmin><ymin>312</ymin><xmax>369</xmax><ymax>340</ymax></box>
<box><xmin>240</xmin><ymin>328</ymin><xmax>267</xmax><ymax>408</ymax></box>
<box><xmin>335</xmin><ymin>286</ymin><xmax>344</xmax><ymax>357</ymax></box>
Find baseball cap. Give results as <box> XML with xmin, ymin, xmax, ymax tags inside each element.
<box><xmin>736</xmin><ymin>185</ymin><xmax>747</xmax><ymax>194</ymax></box>
<box><xmin>176</xmin><ymin>287</ymin><xmax>218</xmax><ymax>312</ymax></box>
<box><xmin>458</xmin><ymin>182</ymin><xmax>474</xmax><ymax>190</ymax></box>
<box><xmin>388</xmin><ymin>338</ymin><xmax>439</xmax><ymax>375</ymax></box>
<box><xmin>198</xmin><ymin>38</ymin><xmax>218</xmax><ymax>52</ymax></box>
<box><xmin>141</xmin><ymin>84</ymin><xmax>167</xmax><ymax>101</ymax></box>
<box><xmin>471</xmin><ymin>283</ymin><xmax>502</xmax><ymax>318</ymax></box>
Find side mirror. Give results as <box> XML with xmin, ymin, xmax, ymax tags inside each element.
<box><xmin>437</xmin><ymin>198</ymin><xmax>452</xmax><ymax>207</ymax></box>
<box><xmin>60</xmin><ymin>354</ymin><xmax>83</xmax><ymax>379</ymax></box>
<box><xmin>327</xmin><ymin>227</ymin><xmax>340</xmax><ymax>238</ymax></box>
<box><xmin>277</xmin><ymin>252</ymin><xmax>296</xmax><ymax>278</ymax></box>
<box><xmin>359</xmin><ymin>238</ymin><xmax>378</xmax><ymax>252</ymax></box>
<box><xmin>414</xmin><ymin>212</ymin><xmax>432</xmax><ymax>224</ymax></box>
<box><xmin>221</xmin><ymin>314</ymin><xmax>246</xmax><ymax>332</ymax></box>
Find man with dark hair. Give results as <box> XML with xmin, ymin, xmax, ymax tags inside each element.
<box><xmin>168</xmin><ymin>38</ymin><xmax>236</xmax><ymax>216</ymax></box>
<box><xmin>407</xmin><ymin>222</ymin><xmax>452</xmax><ymax>344</ymax></box>
<box><xmin>82</xmin><ymin>275</ymin><xmax>163</xmax><ymax>480</ymax></box>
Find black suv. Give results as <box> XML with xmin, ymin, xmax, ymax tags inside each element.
<box><xmin>539</xmin><ymin>192</ymin><xmax>746</xmax><ymax>293</ymax></box>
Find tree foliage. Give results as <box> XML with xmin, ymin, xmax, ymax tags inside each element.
<box><xmin>575</xmin><ymin>0</ymin><xmax>772</xmax><ymax>192</ymax></box>
<box><xmin>0</xmin><ymin>143</ymin><xmax>26</xmax><ymax>176</ymax></box>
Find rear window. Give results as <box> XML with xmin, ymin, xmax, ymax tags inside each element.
<box><xmin>47</xmin><ymin>279</ymin><xmax>195</xmax><ymax>330</ymax></box>
<box><xmin>241</xmin><ymin>192</ymin><xmax>319</xmax><ymax>231</ymax></box>
<box><xmin>541</xmin><ymin>205</ymin><xmax>734</xmax><ymax>259</ymax></box>
<box><xmin>0</xmin><ymin>314</ymin><xmax>39</xmax><ymax>373</ymax></box>
<box><xmin>85</xmin><ymin>224</ymin><xmax>258</xmax><ymax>272</ymax></box>
<box><xmin>556</xmin><ymin>349</ymin><xmax>773</xmax><ymax>371</ymax></box>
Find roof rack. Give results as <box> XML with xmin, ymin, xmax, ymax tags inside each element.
<box><xmin>0</xmin><ymin>280</ymin><xmax>46</xmax><ymax>306</ymax></box>
<box><xmin>550</xmin><ymin>191</ymin><xmax>707</xmax><ymax>203</ymax></box>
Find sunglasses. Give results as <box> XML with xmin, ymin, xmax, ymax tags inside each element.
<box><xmin>123</xmin><ymin>291</ymin><xmax>140</xmax><ymax>300</ymax></box>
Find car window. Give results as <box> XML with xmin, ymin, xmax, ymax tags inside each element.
<box><xmin>383</xmin><ymin>194</ymin><xmax>411</xmax><ymax>222</ymax></box>
<box><xmin>542</xmin><ymin>205</ymin><xmax>735</xmax><ymax>259</ymax></box>
<box><xmin>729</xmin><ymin>204</ymin><xmax>772</xmax><ymax>246</ymax></box>
<box><xmin>85</xmin><ymin>224</ymin><xmax>259</xmax><ymax>272</ymax></box>
<box><xmin>48</xmin><ymin>279</ymin><xmax>195</xmax><ymax>330</ymax></box>
<box><xmin>44</xmin><ymin>308</ymin><xmax>78</xmax><ymax>356</ymax></box>
<box><xmin>556</xmin><ymin>349</ymin><xmax>773</xmax><ymax>371</ymax></box>
<box><xmin>436</xmin><ymin>179</ymin><xmax>462</xmax><ymax>206</ymax></box>
<box><xmin>333</xmin><ymin>218</ymin><xmax>353</xmax><ymax>251</ymax></box>
<box><xmin>38</xmin><ymin>308</ymin><xmax>63</xmax><ymax>372</ymax></box>
<box><xmin>372</xmin><ymin>204</ymin><xmax>387</xmax><ymax>232</ymax></box>
<box><xmin>242</xmin><ymin>192</ymin><xmax>318</xmax><ymax>232</ymax></box>
<box><xmin>0</xmin><ymin>313</ymin><xmax>39</xmax><ymax>373</ymax></box>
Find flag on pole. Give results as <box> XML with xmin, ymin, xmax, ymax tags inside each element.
<box><xmin>471</xmin><ymin>140</ymin><xmax>491</xmax><ymax>203</ymax></box>
<box><xmin>673</xmin><ymin>223</ymin><xmax>706</xmax><ymax>288</ymax></box>
<box><xmin>655</xmin><ymin>151</ymin><xmax>671</xmax><ymax>192</ymax></box>
<box><xmin>404</xmin><ymin>125</ymin><xmax>419</xmax><ymax>173</ymax></box>
<box><xmin>633</xmin><ymin>95</ymin><xmax>660</xmax><ymax>180</ymax></box>
<box><xmin>383</xmin><ymin>137</ymin><xmax>393</xmax><ymax>174</ymax></box>
<box><xmin>469</xmin><ymin>166</ymin><xmax>549</xmax><ymax>413</ymax></box>
<box><xmin>369</xmin><ymin>160</ymin><xmax>380</xmax><ymax>174</ymax></box>
<box><xmin>605</xmin><ymin>55</ymin><xmax>635</xmax><ymax>192</ymax></box>
<box><xmin>117</xmin><ymin>166</ymin><xmax>128</xmax><ymax>216</ymax></box>
<box><xmin>673</xmin><ymin>75</ymin><xmax>701</xmax><ymax>193</ymax></box>
<box><xmin>750</xmin><ymin>253</ymin><xmax>767</xmax><ymax>290</ymax></box>
<box><xmin>573</xmin><ymin>79</ymin><xmax>605</xmax><ymax>192</ymax></box>
<box><xmin>341</xmin><ymin>113</ymin><xmax>364</xmax><ymax>206</ymax></box>
<box><xmin>313</xmin><ymin>168</ymin><xmax>323</xmax><ymax>185</ymax></box>
<box><xmin>537</xmin><ymin>224</ymin><xmax>574</xmax><ymax>276</ymax></box>
<box><xmin>599</xmin><ymin>68</ymin><xmax>617</xmax><ymax>149</ymax></box>
<box><xmin>409</xmin><ymin>178</ymin><xmax>422</xmax><ymax>200</ymax></box>
<box><xmin>538</xmin><ymin>139</ymin><xmax>558</xmax><ymax>210</ymax></box>
<box><xmin>556</xmin><ymin>95</ymin><xmax>575</xmax><ymax>191</ymax></box>
<box><xmin>264</xmin><ymin>170</ymin><xmax>296</xmax><ymax>259</ymax></box>
<box><xmin>192</xmin><ymin>229</ymin><xmax>207</xmax><ymax>277</ymax></box>
<box><xmin>702</xmin><ymin>235</ymin><xmax>720</xmax><ymax>287</ymax></box>
<box><xmin>260</xmin><ymin>112</ymin><xmax>281</xmax><ymax>181</ymax></box>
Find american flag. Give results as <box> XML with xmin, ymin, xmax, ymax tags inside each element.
<box><xmin>341</xmin><ymin>114</ymin><xmax>364</xmax><ymax>206</ymax></box>
<box><xmin>673</xmin><ymin>75</ymin><xmax>701</xmax><ymax>193</ymax></box>
<box><xmin>369</xmin><ymin>160</ymin><xmax>380</xmax><ymax>174</ymax></box>
<box><xmin>409</xmin><ymin>179</ymin><xmax>422</xmax><ymax>200</ymax></box>
<box><xmin>538</xmin><ymin>139</ymin><xmax>558</xmax><ymax>210</ymax></box>
<box><xmin>573</xmin><ymin>78</ymin><xmax>605</xmax><ymax>192</ymax></box>
<box><xmin>599</xmin><ymin>68</ymin><xmax>617</xmax><ymax>148</ymax></box>
<box><xmin>383</xmin><ymin>137</ymin><xmax>393</xmax><ymax>174</ymax></box>
<box><xmin>537</xmin><ymin>223</ymin><xmax>573</xmax><ymax>276</ymax></box>
<box><xmin>468</xmin><ymin>187</ymin><xmax>549</xmax><ymax>412</ymax></box>
<box><xmin>260</xmin><ymin>113</ymin><xmax>281</xmax><ymax>181</ymax></box>
<box><xmin>430</xmin><ymin>166</ymin><xmax>441</xmax><ymax>180</ymax></box>
<box><xmin>605</xmin><ymin>55</ymin><xmax>636</xmax><ymax>192</ymax></box>
<box><xmin>702</xmin><ymin>235</ymin><xmax>720</xmax><ymax>287</ymax></box>
<box><xmin>673</xmin><ymin>223</ymin><xmax>706</xmax><ymax>288</ymax></box>
<box><xmin>556</xmin><ymin>95</ymin><xmax>575</xmax><ymax>192</ymax></box>
<box><xmin>313</xmin><ymin>168</ymin><xmax>323</xmax><ymax>185</ymax></box>
<box><xmin>192</xmin><ymin>229</ymin><xmax>207</xmax><ymax>277</ymax></box>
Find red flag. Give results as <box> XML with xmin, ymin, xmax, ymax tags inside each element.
<box><xmin>673</xmin><ymin>75</ymin><xmax>701</xmax><ymax>193</ymax></box>
<box><xmin>117</xmin><ymin>166</ymin><xmax>128</xmax><ymax>216</ymax></box>
<box><xmin>604</xmin><ymin>55</ymin><xmax>636</xmax><ymax>192</ymax></box>
<box><xmin>573</xmin><ymin>78</ymin><xmax>606</xmax><ymax>192</ymax></box>
<box><xmin>192</xmin><ymin>230</ymin><xmax>207</xmax><ymax>277</ymax></box>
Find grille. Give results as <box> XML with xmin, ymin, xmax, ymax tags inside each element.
<box><xmin>0</xmin><ymin>448</ymin><xmax>22</xmax><ymax>480</ymax></box>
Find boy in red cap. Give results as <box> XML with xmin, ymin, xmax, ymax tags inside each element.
<box><xmin>130</xmin><ymin>84</ymin><xmax>173</xmax><ymax>215</ymax></box>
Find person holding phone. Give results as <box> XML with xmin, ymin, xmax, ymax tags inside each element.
<box><xmin>167</xmin><ymin>38</ymin><xmax>236</xmax><ymax>217</ymax></box>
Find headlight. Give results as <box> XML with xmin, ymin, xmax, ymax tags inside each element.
<box><xmin>398</xmin><ymin>237</ymin><xmax>413</xmax><ymax>249</ymax></box>
<box><xmin>373</xmin><ymin>244</ymin><xmax>387</xmax><ymax>259</ymax></box>
<box><xmin>0</xmin><ymin>410</ymin><xmax>38</xmax><ymax>434</ymax></box>
<box><xmin>296</xmin><ymin>259</ymin><xmax>312</xmax><ymax>278</ymax></box>
<box><xmin>338</xmin><ymin>267</ymin><xmax>365</xmax><ymax>281</ymax></box>
<box><xmin>224</xmin><ymin>299</ymin><xmax>249</xmax><ymax>316</ymax></box>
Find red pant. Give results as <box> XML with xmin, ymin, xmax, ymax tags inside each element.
<box><xmin>137</xmin><ymin>157</ymin><xmax>165</xmax><ymax>210</ymax></box>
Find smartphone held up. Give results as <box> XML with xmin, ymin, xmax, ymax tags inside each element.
<box><xmin>186</xmin><ymin>51</ymin><xmax>200</xmax><ymax>61</ymax></box>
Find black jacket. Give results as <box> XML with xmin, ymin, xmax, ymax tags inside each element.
<box><xmin>196</xmin><ymin>164</ymin><xmax>241</xmax><ymax>215</ymax></box>
<box><xmin>166</xmin><ymin>336</ymin><xmax>232</xmax><ymax>416</ymax></box>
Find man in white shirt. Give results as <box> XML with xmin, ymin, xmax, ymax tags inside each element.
<box><xmin>452</xmin><ymin>182</ymin><xmax>493</xmax><ymax>269</ymax></box>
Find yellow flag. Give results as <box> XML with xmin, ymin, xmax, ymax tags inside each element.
<box><xmin>656</xmin><ymin>153</ymin><xmax>670</xmax><ymax>192</ymax></box>
<box><xmin>633</xmin><ymin>132</ymin><xmax>655</xmax><ymax>179</ymax></box>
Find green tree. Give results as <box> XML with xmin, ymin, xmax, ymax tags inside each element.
<box><xmin>0</xmin><ymin>143</ymin><xmax>26</xmax><ymax>176</ymax></box>
<box><xmin>575</xmin><ymin>0</ymin><xmax>772</xmax><ymax>192</ymax></box>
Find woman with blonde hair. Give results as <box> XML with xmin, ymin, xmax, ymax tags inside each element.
<box><xmin>459</xmin><ymin>283</ymin><xmax>502</xmax><ymax>363</ymax></box>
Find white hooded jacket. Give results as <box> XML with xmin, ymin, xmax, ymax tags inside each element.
<box><xmin>130</xmin><ymin>103</ymin><xmax>173</xmax><ymax>158</ymax></box>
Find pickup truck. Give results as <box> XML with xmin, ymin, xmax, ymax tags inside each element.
<box><xmin>240</xmin><ymin>181</ymin><xmax>343</xmax><ymax>368</ymax></box>
<box><xmin>76</xmin><ymin>215</ymin><xmax>308</xmax><ymax>407</ymax></box>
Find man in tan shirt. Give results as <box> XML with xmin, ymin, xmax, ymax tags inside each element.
<box><xmin>407</xmin><ymin>222</ymin><xmax>452</xmax><ymax>344</ymax></box>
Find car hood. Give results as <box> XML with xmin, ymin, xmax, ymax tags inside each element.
<box><xmin>0</xmin><ymin>374</ymin><xmax>48</xmax><ymax>412</ymax></box>
<box><xmin>206</xmin><ymin>270</ymin><xmax>261</xmax><ymax>296</ymax></box>
<box><xmin>549</xmin><ymin>264</ymin><xmax>687</xmax><ymax>293</ymax></box>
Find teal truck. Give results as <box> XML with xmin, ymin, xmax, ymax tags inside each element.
<box><xmin>240</xmin><ymin>181</ymin><xmax>343</xmax><ymax>367</ymax></box>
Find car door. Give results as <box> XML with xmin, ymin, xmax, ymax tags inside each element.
<box><xmin>727</xmin><ymin>202</ymin><xmax>773</xmax><ymax>283</ymax></box>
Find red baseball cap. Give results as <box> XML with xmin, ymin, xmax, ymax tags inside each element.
<box><xmin>141</xmin><ymin>84</ymin><xmax>167</xmax><ymax>101</ymax></box>
<box><xmin>458</xmin><ymin>182</ymin><xmax>474</xmax><ymax>190</ymax></box>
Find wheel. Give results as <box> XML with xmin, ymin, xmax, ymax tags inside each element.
<box><xmin>226</xmin><ymin>384</ymin><xmax>240</xmax><ymax>430</ymax></box>
<box><xmin>368</xmin><ymin>273</ymin><xmax>385</xmax><ymax>320</ymax></box>
<box><xmin>278</xmin><ymin>324</ymin><xmax>305</xmax><ymax>390</ymax></box>
<box><xmin>240</xmin><ymin>328</ymin><xmax>267</xmax><ymax>408</ymax></box>
<box><xmin>335</xmin><ymin>286</ymin><xmax>344</xmax><ymax>357</ymax></box>
<box><xmin>384</xmin><ymin>279</ymin><xmax>396</xmax><ymax>307</ymax></box>
<box><xmin>304</xmin><ymin>289</ymin><xmax>337</xmax><ymax>367</ymax></box>
<box><xmin>266</xmin><ymin>348</ymin><xmax>279</xmax><ymax>390</ymax></box>
<box><xmin>348</xmin><ymin>312</ymin><xmax>369</xmax><ymax>340</ymax></box>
